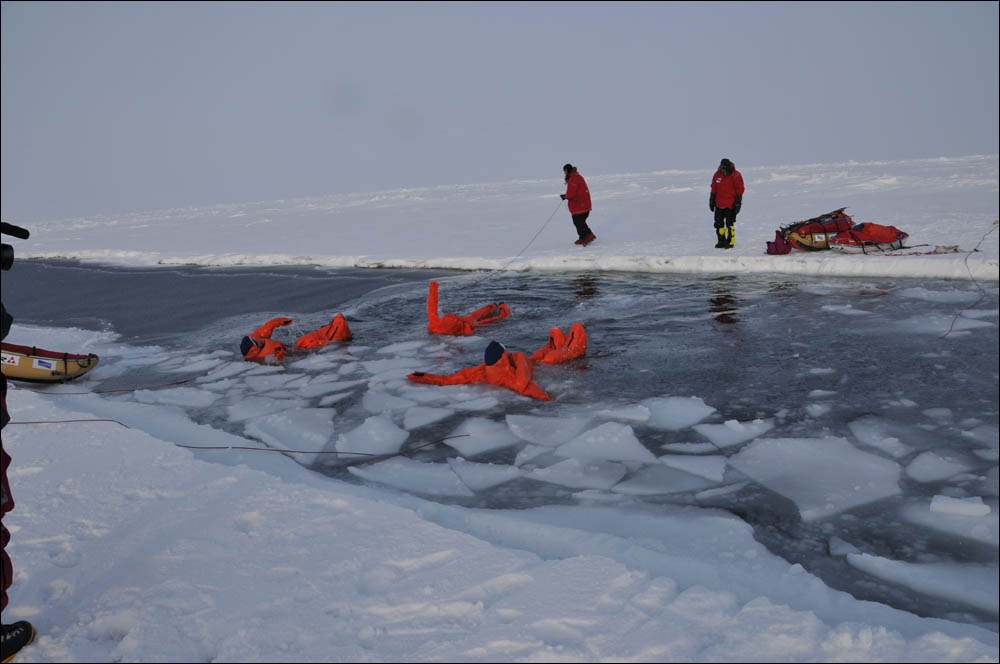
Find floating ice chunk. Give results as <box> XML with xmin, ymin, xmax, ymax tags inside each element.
<box><xmin>528</xmin><ymin>458</ymin><xmax>627</xmax><ymax>491</ymax></box>
<box><xmin>695</xmin><ymin>481</ymin><xmax>747</xmax><ymax>500</ymax></box>
<box><xmin>821</xmin><ymin>304</ymin><xmax>870</xmax><ymax>315</ymax></box>
<box><xmin>402</xmin><ymin>406</ymin><xmax>454</xmax><ymax>430</ymax></box>
<box><xmin>453</xmin><ymin>396</ymin><xmax>500</xmax><ymax>411</ymax></box>
<box><xmin>893</xmin><ymin>313</ymin><xmax>994</xmax><ymax>336</ymax></box>
<box><xmin>319</xmin><ymin>392</ymin><xmax>353</xmax><ymax>407</ymax></box>
<box><xmin>659</xmin><ymin>454</ymin><xmax>726</xmax><ymax>482</ymax></box>
<box><xmin>902</xmin><ymin>498</ymin><xmax>999</xmax><ymax>547</ymax></box>
<box><xmin>243</xmin><ymin>373</ymin><xmax>297</xmax><ymax>391</ymax></box>
<box><xmin>514</xmin><ymin>444</ymin><xmax>550</xmax><ymax>467</ymax></box>
<box><xmin>377</xmin><ymin>340</ymin><xmax>428</xmax><ymax>355</ymax></box>
<box><xmin>445</xmin><ymin>417</ymin><xmax>521</xmax><ymax>457</ymax></box>
<box><xmin>243</xmin><ymin>408</ymin><xmax>334</xmax><ymax>465</ymax></box>
<box><xmin>593</xmin><ymin>404</ymin><xmax>651</xmax><ymax>423</ymax></box>
<box><xmin>362</xmin><ymin>357</ymin><xmax>423</xmax><ymax>379</ymax></box>
<box><xmin>162</xmin><ymin>357</ymin><xmax>225</xmax><ymax>374</ymax></box>
<box><xmin>554</xmin><ymin>422</ymin><xmax>656</xmax><ymax>462</ymax></box>
<box><xmin>297</xmin><ymin>377</ymin><xmax>367</xmax><ymax>398</ymax></box>
<box><xmin>660</xmin><ymin>442</ymin><xmax>718</xmax><ymax>454</ymax></box>
<box><xmin>905</xmin><ymin>452</ymin><xmax>972</xmax><ymax>483</ymax></box>
<box><xmin>133</xmin><ymin>387</ymin><xmax>220</xmax><ymax>408</ymax></box>
<box><xmin>362</xmin><ymin>390</ymin><xmax>417</xmax><ymax>413</ymax></box>
<box><xmin>922</xmin><ymin>407</ymin><xmax>953</xmax><ymax>424</ymax></box>
<box><xmin>729</xmin><ymin>437</ymin><xmax>901</xmax><ymax>522</ymax></box>
<box><xmin>847</xmin><ymin>415</ymin><xmax>911</xmax><ymax>458</ymax></box>
<box><xmin>693</xmin><ymin>418</ymin><xmax>773</xmax><ymax>449</ymax></box>
<box><xmin>962</xmin><ymin>424</ymin><xmax>999</xmax><ymax>448</ymax></box>
<box><xmin>335</xmin><ymin>415</ymin><xmax>408</xmax><ymax>458</ymax></box>
<box><xmin>226</xmin><ymin>396</ymin><xmax>309</xmax><ymax>422</ymax></box>
<box><xmin>805</xmin><ymin>403</ymin><xmax>831</xmax><ymax>417</ymax></box>
<box><xmin>807</xmin><ymin>389</ymin><xmax>837</xmax><ymax>399</ymax></box>
<box><xmin>612</xmin><ymin>463</ymin><xmax>716</xmax><ymax>496</ymax></box>
<box><xmin>930</xmin><ymin>494</ymin><xmax>991</xmax><ymax>517</ymax></box>
<box><xmin>195</xmin><ymin>362</ymin><xmax>253</xmax><ymax>382</ymax></box>
<box><xmin>828</xmin><ymin>536</ymin><xmax>861</xmax><ymax>556</ymax></box>
<box><xmin>287</xmin><ymin>353</ymin><xmax>343</xmax><ymax>371</ymax></box>
<box><xmin>641</xmin><ymin>396</ymin><xmax>715</xmax><ymax>431</ymax></box>
<box><xmin>807</xmin><ymin>367</ymin><xmax>836</xmax><ymax>375</ymax></box>
<box><xmin>898</xmin><ymin>286</ymin><xmax>984</xmax><ymax>303</ymax></box>
<box><xmin>506</xmin><ymin>414</ymin><xmax>592</xmax><ymax>447</ymax></box>
<box><xmin>846</xmin><ymin>553</ymin><xmax>999</xmax><ymax>615</ymax></box>
<box><xmin>348</xmin><ymin>457</ymin><xmax>474</xmax><ymax>496</ymax></box>
<box><xmin>244</xmin><ymin>364</ymin><xmax>284</xmax><ymax>375</ymax></box>
<box><xmin>447</xmin><ymin>457</ymin><xmax>524</xmax><ymax>491</ymax></box>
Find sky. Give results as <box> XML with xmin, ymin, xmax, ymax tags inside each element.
<box><xmin>2</xmin><ymin>1</ymin><xmax>998</xmax><ymax>221</ymax></box>
<box><xmin>1</xmin><ymin>155</ymin><xmax>998</xmax><ymax>662</ymax></box>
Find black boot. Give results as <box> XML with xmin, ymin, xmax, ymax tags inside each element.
<box><xmin>715</xmin><ymin>228</ymin><xmax>727</xmax><ymax>248</ymax></box>
<box><xmin>1</xmin><ymin>621</ymin><xmax>36</xmax><ymax>662</ymax></box>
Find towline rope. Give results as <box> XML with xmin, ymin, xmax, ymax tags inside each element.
<box><xmin>466</xmin><ymin>198</ymin><xmax>565</xmax><ymax>287</ymax></box>
<box><xmin>940</xmin><ymin>220</ymin><xmax>998</xmax><ymax>339</ymax></box>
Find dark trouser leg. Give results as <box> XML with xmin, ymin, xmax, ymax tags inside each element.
<box><xmin>572</xmin><ymin>212</ymin><xmax>592</xmax><ymax>239</ymax></box>
<box><xmin>713</xmin><ymin>209</ymin><xmax>728</xmax><ymax>247</ymax></box>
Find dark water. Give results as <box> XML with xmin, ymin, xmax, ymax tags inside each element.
<box><xmin>3</xmin><ymin>259</ymin><xmax>998</xmax><ymax>629</ymax></box>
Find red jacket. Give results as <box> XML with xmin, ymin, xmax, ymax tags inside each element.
<box><xmin>710</xmin><ymin>169</ymin><xmax>745</xmax><ymax>209</ymax></box>
<box><xmin>408</xmin><ymin>350</ymin><xmax>551</xmax><ymax>401</ymax></box>
<box><xmin>564</xmin><ymin>170</ymin><xmax>592</xmax><ymax>215</ymax></box>
<box><xmin>426</xmin><ymin>281</ymin><xmax>510</xmax><ymax>336</ymax></box>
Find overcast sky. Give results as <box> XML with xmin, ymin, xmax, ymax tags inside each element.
<box><xmin>2</xmin><ymin>1</ymin><xmax>997</xmax><ymax>221</ymax></box>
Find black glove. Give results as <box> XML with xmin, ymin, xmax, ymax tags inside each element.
<box><xmin>732</xmin><ymin>195</ymin><xmax>742</xmax><ymax>215</ymax></box>
<box><xmin>560</xmin><ymin>194</ymin><xmax>566</xmax><ymax>200</ymax></box>
<box><xmin>709</xmin><ymin>194</ymin><xmax>716</xmax><ymax>212</ymax></box>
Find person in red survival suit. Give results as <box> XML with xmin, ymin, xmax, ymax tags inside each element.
<box><xmin>561</xmin><ymin>163</ymin><xmax>596</xmax><ymax>246</ymax></box>
<box><xmin>408</xmin><ymin>340</ymin><xmax>552</xmax><ymax>401</ymax></box>
<box><xmin>426</xmin><ymin>281</ymin><xmax>510</xmax><ymax>336</ymax></box>
<box><xmin>240</xmin><ymin>313</ymin><xmax>352</xmax><ymax>361</ymax></box>
<box><xmin>709</xmin><ymin>157</ymin><xmax>745</xmax><ymax>249</ymax></box>
<box><xmin>529</xmin><ymin>322</ymin><xmax>587</xmax><ymax>364</ymax></box>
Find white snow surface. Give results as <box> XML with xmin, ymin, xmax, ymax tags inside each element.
<box><xmin>2</xmin><ymin>156</ymin><xmax>999</xmax><ymax>662</ymax></box>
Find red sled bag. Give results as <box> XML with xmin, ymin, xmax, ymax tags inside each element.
<box><xmin>766</xmin><ymin>230</ymin><xmax>792</xmax><ymax>255</ymax></box>
<box><xmin>829</xmin><ymin>222</ymin><xmax>909</xmax><ymax>254</ymax></box>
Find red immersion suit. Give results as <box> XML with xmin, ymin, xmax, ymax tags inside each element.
<box><xmin>242</xmin><ymin>313</ymin><xmax>352</xmax><ymax>361</ymax></box>
<box><xmin>426</xmin><ymin>281</ymin><xmax>510</xmax><ymax>336</ymax></box>
<box><xmin>408</xmin><ymin>350</ymin><xmax>552</xmax><ymax>401</ymax></box>
<box><xmin>529</xmin><ymin>323</ymin><xmax>587</xmax><ymax>364</ymax></box>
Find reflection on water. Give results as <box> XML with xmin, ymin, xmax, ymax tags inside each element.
<box><xmin>709</xmin><ymin>284</ymin><xmax>740</xmax><ymax>325</ymax></box>
<box><xmin>572</xmin><ymin>274</ymin><xmax>599</xmax><ymax>300</ymax></box>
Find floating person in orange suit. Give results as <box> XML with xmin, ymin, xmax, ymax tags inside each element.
<box><xmin>426</xmin><ymin>280</ymin><xmax>510</xmax><ymax>336</ymax></box>
<box><xmin>529</xmin><ymin>322</ymin><xmax>587</xmax><ymax>364</ymax></box>
<box><xmin>240</xmin><ymin>313</ymin><xmax>352</xmax><ymax>361</ymax></box>
<box><xmin>408</xmin><ymin>324</ymin><xmax>587</xmax><ymax>401</ymax></box>
<box><xmin>408</xmin><ymin>340</ymin><xmax>552</xmax><ymax>401</ymax></box>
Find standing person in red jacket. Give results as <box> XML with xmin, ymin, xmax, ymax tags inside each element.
<box><xmin>709</xmin><ymin>158</ymin><xmax>745</xmax><ymax>249</ymax></box>
<box><xmin>561</xmin><ymin>164</ymin><xmax>596</xmax><ymax>246</ymax></box>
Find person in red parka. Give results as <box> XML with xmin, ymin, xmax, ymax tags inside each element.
<box><xmin>408</xmin><ymin>340</ymin><xmax>552</xmax><ymax>401</ymax></box>
<box><xmin>709</xmin><ymin>158</ymin><xmax>745</xmax><ymax>249</ymax></box>
<box><xmin>240</xmin><ymin>313</ymin><xmax>352</xmax><ymax>361</ymax></box>
<box><xmin>561</xmin><ymin>163</ymin><xmax>596</xmax><ymax>246</ymax></box>
<box><xmin>426</xmin><ymin>281</ymin><xmax>510</xmax><ymax>336</ymax></box>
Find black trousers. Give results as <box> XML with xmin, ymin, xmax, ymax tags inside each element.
<box><xmin>572</xmin><ymin>212</ymin><xmax>593</xmax><ymax>238</ymax></box>
<box><xmin>713</xmin><ymin>208</ymin><xmax>738</xmax><ymax>229</ymax></box>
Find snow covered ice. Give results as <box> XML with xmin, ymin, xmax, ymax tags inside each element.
<box><xmin>1</xmin><ymin>156</ymin><xmax>998</xmax><ymax>662</ymax></box>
